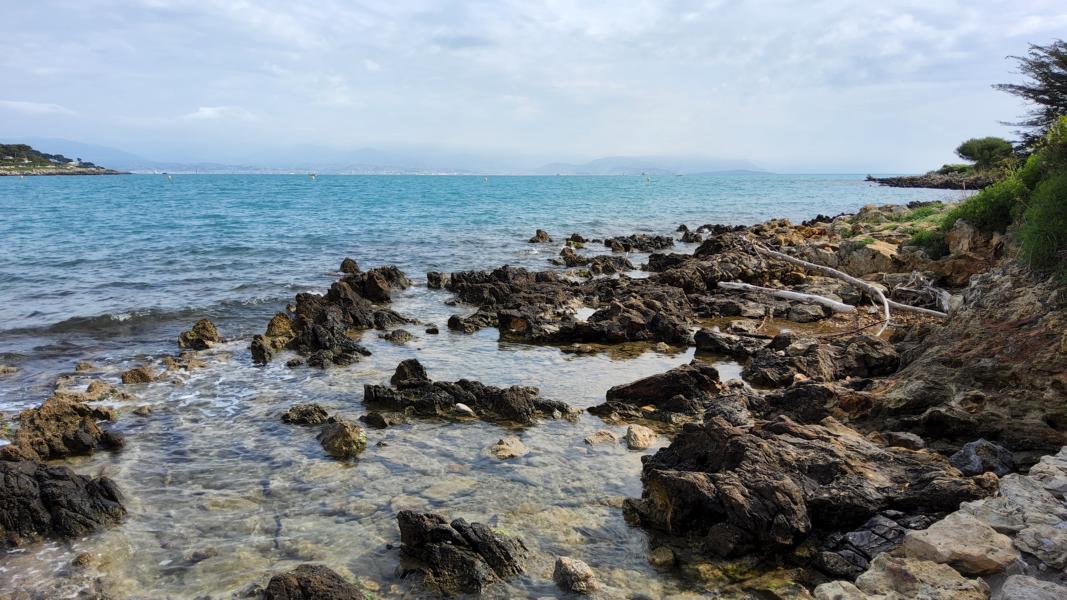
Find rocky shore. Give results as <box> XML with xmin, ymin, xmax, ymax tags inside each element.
<box><xmin>2</xmin><ymin>198</ymin><xmax>1066</xmax><ymax>598</ymax></box>
<box><xmin>866</xmin><ymin>172</ymin><xmax>996</xmax><ymax>190</ymax></box>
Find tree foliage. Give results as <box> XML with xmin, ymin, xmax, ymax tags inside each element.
<box><xmin>994</xmin><ymin>40</ymin><xmax>1067</xmax><ymax>150</ymax></box>
<box><xmin>954</xmin><ymin>137</ymin><xmax>1014</xmax><ymax>170</ymax></box>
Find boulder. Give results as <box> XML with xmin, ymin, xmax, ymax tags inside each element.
<box><xmin>993</xmin><ymin>575</ymin><xmax>1067</xmax><ymax>600</ymax></box>
<box><xmin>281</xmin><ymin>404</ymin><xmax>330</xmax><ymax>426</ymax></box>
<box><xmin>590</xmin><ymin>360</ymin><xmax>721</xmax><ymax>420</ymax></box>
<box><xmin>584</xmin><ymin>430</ymin><xmax>617</xmax><ymax>445</ymax></box>
<box><xmin>379</xmin><ymin>329</ymin><xmax>413</xmax><ymax>344</ymax></box>
<box><xmin>625</xmin><ymin>415</ymin><xmax>995</xmax><ymax>559</ymax></box>
<box><xmin>553</xmin><ymin>556</ymin><xmax>599</xmax><ymax>594</ymax></box>
<box><xmin>397</xmin><ymin>510</ymin><xmax>527</xmax><ymax>595</ymax></box>
<box><xmin>340</xmin><ymin>257</ymin><xmax>361</xmax><ymax>274</ymax></box>
<box><xmin>359</xmin><ymin>411</ymin><xmax>406</xmax><ymax>429</ymax></box>
<box><xmin>815</xmin><ymin>554</ymin><xmax>990</xmax><ymax>600</ymax></box>
<box><xmin>316</xmin><ymin>418</ymin><xmax>367</xmax><ymax>460</ymax></box>
<box><xmin>624</xmin><ymin>425</ymin><xmax>656</xmax><ymax>450</ymax></box>
<box><xmin>528</xmin><ymin>229</ymin><xmax>552</xmax><ymax>243</ymax></box>
<box><xmin>838</xmin><ymin>239</ymin><xmax>900</xmax><ymax>277</ymax></box>
<box><xmin>177</xmin><ymin>318</ymin><xmax>222</xmax><ymax>350</ymax></box>
<box><xmin>694</xmin><ymin>328</ymin><xmax>769</xmax><ymax>359</ymax></box>
<box><xmin>1</xmin><ymin>460</ymin><xmax>125</xmax><ymax>547</ymax></box>
<box><xmin>813</xmin><ymin>511</ymin><xmax>935</xmax><ymax>579</ymax></box>
<box><xmin>0</xmin><ymin>395</ymin><xmax>123</xmax><ymax>461</ymax></box>
<box><xmin>489</xmin><ymin>436</ymin><xmax>529</xmax><ymax>459</ymax></box>
<box><xmin>366</xmin><ymin>361</ymin><xmax>572</xmax><ymax>425</ymax></box>
<box><xmin>120</xmin><ymin>365</ymin><xmax>156</xmax><ymax>384</ymax></box>
<box><xmin>902</xmin><ymin>511</ymin><xmax>1019</xmax><ymax>575</ymax></box>
<box><xmin>959</xmin><ymin>474</ymin><xmax>1067</xmax><ymax>534</ymax></box>
<box><xmin>264</xmin><ymin>564</ymin><xmax>365</xmax><ymax>600</ymax></box>
<box><xmin>950</xmin><ymin>439</ymin><xmax>1015</xmax><ymax>476</ymax></box>
<box><xmin>882</xmin><ymin>431</ymin><xmax>925</xmax><ymax>450</ymax></box>
<box><xmin>426</xmin><ymin>271</ymin><xmax>448</xmax><ymax>289</ymax></box>
<box><xmin>1014</xmin><ymin>524</ymin><xmax>1067</xmax><ymax>569</ymax></box>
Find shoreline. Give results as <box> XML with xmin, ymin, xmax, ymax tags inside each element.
<box><xmin>1</xmin><ymin>197</ymin><xmax>1065</xmax><ymax>598</ymax></box>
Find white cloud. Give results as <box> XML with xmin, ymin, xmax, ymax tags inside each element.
<box><xmin>181</xmin><ymin>106</ymin><xmax>256</xmax><ymax>121</ymax></box>
<box><xmin>363</xmin><ymin>58</ymin><xmax>381</xmax><ymax>73</ymax></box>
<box><xmin>0</xmin><ymin>99</ymin><xmax>75</xmax><ymax>115</ymax></box>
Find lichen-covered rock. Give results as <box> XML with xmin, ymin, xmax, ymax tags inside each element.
<box><xmin>264</xmin><ymin>564</ymin><xmax>365</xmax><ymax>600</ymax></box>
<box><xmin>365</xmin><ymin>360</ymin><xmax>572</xmax><ymax>425</ymax></box>
<box><xmin>316</xmin><ymin>418</ymin><xmax>367</xmax><ymax>460</ymax></box>
<box><xmin>397</xmin><ymin>510</ymin><xmax>527</xmax><ymax>595</ymax></box>
<box><xmin>553</xmin><ymin>556</ymin><xmax>599</xmax><ymax>594</ymax></box>
<box><xmin>1</xmin><ymin>460</ymin><xmax>125</xmax><ymax>547</ymax></box>
<box><xmin>177</xmin><ymin>318</ymin><xmax>222</xmax><ymax>350</ymax></box>
<box><xmin>281</xmin><ymin>403</ymin><xmax>329</xmax><ymax>425</ymax></box>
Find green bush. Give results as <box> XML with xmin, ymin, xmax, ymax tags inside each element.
<box><xmin>889</xmin><ymin>205</ymin><xmax>941</xmax><ymax>223</ymax></box>
<box><xmin>941</xmin><ymin>176</ymin><xmax>1024</xmax><ymax>233</ymax></box>
<box><xmin>936</xmin><ymin>163</ymin><xmax>972</xmax><ymax>175</ymax></box>
<box><xmin>1019</xmin><ymin>171</ymin><xmax>1067</xmax><ymax>275</ymax></box>
<box><xmin>907</xmin><ymin>229</ymin><xmax>949</xmax><ymax>259</ymax></box>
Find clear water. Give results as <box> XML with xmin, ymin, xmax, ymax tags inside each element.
<box><xmin>0</xmin><ymin>174</ymin><xmax>963</xmax><ymax>598</ymax></box>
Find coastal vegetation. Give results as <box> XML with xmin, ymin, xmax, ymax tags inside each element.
<box><xmin>0</xmin><ymin>143</ymin><xmax>122</xmax><ymax>176</ymax></box>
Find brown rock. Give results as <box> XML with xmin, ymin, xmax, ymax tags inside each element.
<box><xmin>120</xmin><ymin>366</ymin><xmax>156</xmax><ymax>384</ymax></box>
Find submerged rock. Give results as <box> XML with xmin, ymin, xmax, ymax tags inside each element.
<box><xmin>553</xmin><ymin>556</ymin><xmax>599</xmax><ymax>594</ymax></box>
<box><xmin>281</xmin><ymin>403</ymin><xmax>330</xmax><ymax>426</ymax></box>
<box><xmin>177</xmin><ymin>318</ymin><xmax>222</xmax><ymax>350</ymax></box>
<box><xmin>317</xmin><ymin>418</ymin><xmax>367</xmax><ymax>460</ymax></box>
<box><xmin>1</xmin><ymin>460</ymin><xmax>125</xmax><ymax>547</ymax></box>
<box><xmin>365</xmin><ymin>360</ymin><xmax>573</xmax><ymax>425</ymax></box>
<box><xmin>397</xmin><ymin>510</ymin><xmax>527</xmax><ymax>595</ymax></box>
<box><xmin>489</xmin><ymin>436</ymin><xmax>529</xmax><ymax>459</ymax></box>
<box><xmin>264</xmin><ymin>564</ymin><xmax>366</xmax><ymax>600</ymax></box>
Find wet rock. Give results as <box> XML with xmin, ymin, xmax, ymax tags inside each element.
<box><xmin>994</xmin><ymin>575</ymin><xmax>1067</xmax><ymax>600</ymax></box>
<box><xmin>528</xmin><ymin>229</ymin><xmax>552</xmax><ymax>243</ymax></box>
<box><xmin>950</xmin><ymin>439</ymin><xmax>1015</xmax><ymax>476</ymax></box>
<box><xmin>359</xmin><ymin>411</ymin><xmax>406</xmax><ymax>429</ymax></box>
<box><xmin>648</xmin><ymin>546</ymin><xmax>675</xmax><ymax>570</ymax></box>
<box><xmin>625</xmin><ymin>424</ymin><xmax>656</xmax><ymax>450</ymax></box>
<box><xmin>0</xmin><ymin>395</ymin><xmax>124</xmax><ymax>461</ymax></box>
<box><xmin>447</xmin><ymin>310</ymin><xmax>497</xmax><ymax>334</ymax></box>
<box><xmin>590</xmin><ymin>360</ymin><xmax>721</xmax><ymax>420</ymax></box>
<box><xmin>626</xmin><ymin>415</ymin><xmax>995</xmax><ymax>559</ymax></box>
<box><xmin>584</xmin><ymin>430</ymin><xmax>617</xmax><ymax>445</ymax></box>
<box><xmin>75</xmin><ymin>361</ymin><xmax>94</xmax><ymax>372</ymax></box>
<box><xmin>694</xmin><ymin>328</ymin><xmax>769</xmax><ymax>359</ymax></box>
<box><xmin>317</xmin><ymin>418</ymin><xmax>367</xmax><ymax>460</ymax></box>
<box><xmin>282</xmin><ymin>403</ymin><xmax>330</xmax><ymax>426</ymax></box>
<box><xmin>379</xmin><ymin>329</ymin><xmax>413</xmax><ymax>344</ymax></box>
<box><xmin>680</xmin><ymin>230</ymin><xmax>703</xmax><ymax>244</ymax></box>
<box><xmin>132</xmin><ymin>405</ymin><xmax>152</xmax><ymax>417</ymax></box>
<box><xmin>0</xmin><ymin>460</ymin><xmax>125</xmax><ymax>547</ymax></box>
<box><xmin>264</xmin><ymin>564</ymin><xmax>366</xmax><ymax>600</ymax></box>
<box><xmin>489</xmin><ymin>436</ymin><xmax>528</xmax><ymax>459</ymax></box>
<box><xmin>178</xmin><ymin>318</ymin><xmax>222</xmax><ymax>350</ymax></box>
<box><xmin>340</xmin><ymin>257</ymin><xmax>361</xmax><ymax>274</ymax></box>
<box><xmin>397</xmin><ymin>510</ymin><xmax>527</xmax><ymax>595</ymax></box>
<box><xmin>426</xmin><ymin>271</ymin><xmax>448</xmax><ymax>289</ymax></box>
<box><xmin>424</xmin><ymin>325</ymin><xmax>439</xmax><ymax>334</ymax></box>
<box><xmin>365</xmin><ymin>360</ymin><xmax>572</xmax><ymax>425</ymax></box>
<box><xmin>902</xmin><ymin>511</ymin><xmax>1019</xmax><ymax>575</ymax></box>
<box><xmin>603</xmin><ymin>234</ymin><xmax>673</xmax><ymax>253</ymax></box>
<box><xmin>120</xmin><ymin>365</ymin><xmax>156</xmax><ymax>384</ymax></box>
<box><xmin>83</xmin><ymin>380</ymin><xmax>113</xmax><ymax>401</ymax></box>
<box><xmin>553</xmin><ymin>556</ymin><xmax>599</xmax><ymax>594</ymax></box>
<box><xmin>815</xmin><ymin>554</ymin><xmax>990</xmax><ymax>600</ymax></box>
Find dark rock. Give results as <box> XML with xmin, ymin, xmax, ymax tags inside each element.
<box><xmin>681</xmin><ymin>230</ymin><xmax>703</xmax><ymax>244</ymax></box>
<box><xmin>281</xmin><ymin>403</ymin><xmax>329</xmax><ymax>425</ymax></box>
<box><xmin>447</xmin><ymin>311</ymin><xmax>497</xmax><ymax>334</ymax></box>
<box><xmin>528</xmin><ymin>229</ymin><xmax>552</xmax><ymax>243</ymax></box>
<box><xmin>741</xmin><ymin>334</ymin><xmax>899</xmax><ymax>388</ymax></box>
<box><xmin>589</xmin><ymin>360</ymin><xmax>722</xmax><ymax>421</ymax></box>
<box><xmin>625</xmin><ymin>415</ymin><xmax>995</xmax><ymax>559</ymax></box>
<box><xmin>264</xmin><ymin>564</ymin><xmax>365</xmax><ymax>600</ymax></box>
<box><xmin>359</xmin><ymin>411</ymin><xmax>406</xmax><ymax>429</ymax></box>
<box><xmin>397</xmin><ymin>510</ymin><xmax>527</xmax><ymax>595</ymax></box>
<box><xmin>317</xmin><ymin>418</ymin><xmax>367</xmax><ymax>460</ymax></box>
<box><xmin>694</xmin><ymin>328</ymin><xmax>769</xmax><ymax>359</ymax></box>
<box><xmin>366</xmin><ymin>361</ymin><xmax>572</xmax><ymax>425</ymax></box>
<box><xmin>814</xmin><ymin>511</ymin><xmax>933</xmax><ymax>578</ymax></box>
<box><xmin>340</xmin><ymin>257</ymin><xmax>361</xmax><ymax>274</ymax></box>
<box><xmin>603</xmin><ymin>234</ymin><xmax>674</xmax><ymax>253</ymax></box>
<box><xmin>120</xmin><ymin>365</ymin><xmax>156</xmax><ymax>384</ymax></box>
<box><xmin>178</xmin><ymin>319</ymin><xmax>222</xmax><ymax>350</ymax></box>
<box><xmin>0</xmin><ymin>395</ymin><xmax>124</xmax><ymax>461</ymax></box>
<box><xmin>379</xmin><ymin>329</ymin><xmax>414</xmax><ymax>344</ymax></box>
<box><xmin>426</xmin><ymin>271</ymin><xmax>448</xmax><ymax>289</ymax></box>
<box><xmin>1</xmin><ymin>460</ymin><xmax>125</xmax><ymax>547</ymax></box>
<box><xmin>568</xmin><ymin>233</ymin><xmax>587</xmax><ymax>243</ymax></box>
<box><xmin>883</xmin><ymin>431</ymin><xmax>926</xmax><ymax>450</ymax></box>
<box><xmin>950</xmin><ymin>439</ymin><xmax>1015</xmax><ymax>476</ymax></box>
<box><xmin>425</xmin><ymin>325</ymin><xmax>439</xmax><ymax>334</ymax></box>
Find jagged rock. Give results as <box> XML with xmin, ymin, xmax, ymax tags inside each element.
<box><xmin>1028</xmin><ymin>447</ymin><xmax>1067</xmax><ymax>498</ymax></box>
<box><xmin>397</xmin><ymin>510</ymin><xmax>527</xmax><ymax>595</ymax></box>
<box><xmin>340</xmin><ymin>257</ymin><xmax>360</xmax><ymax>274</ymax></box>
<box><xmin>814</xmin><ymin>554</ymin><xmax>990</xmax><ymax>600</ymax></box>
<box><xmin>0</xmin><ymin>395</ymin><xmax>124</xmax><ymax>461</ymax></box>
<box><xmin>960</xmin><ymin>473</ymin><xmax>1067</xmax><ymax>534</ymax></box>
<box><xmin>589</xmin><ymin>360</ymin><xmax>721</xmax><ymax>421</ymax></box>
<box><xmin>1014</xmin><ymin>524</ymin><xmax>1067</xmax><ymax>569</ymax></box>
<box><xmin>365</xmin><ymin>360</ymin><xmax>572</xmax><ymax>425</ymax></box>
<box><xmin>264</xmin><ymin>564</ymin><xmax>365</xmax><ymax>600</ymax></box>
<box><xmin>902</xmin><ymin>511</ymin><xmax>1019</xmax><ymax>575</ymax></box>
<box><xmin>681</xmin><ymin>230</ymin><xmax>703</xmax><ymax>243</ymax></box>
<box><xmin>489</xmin><ymin>436</ymin><xmax>528</xmax><ymax>459</ymax></box>
<box><xmin>447</xmin><ymin>310</ymin><xmax>497</xmax><ymax>334</ymax></box>
<box><xmin>177</xmin><ymin>318</ymin><xmax>222</xmax><ymax>350</ymax></box>
<box><xmin>379</xmin><ymin>329</ymin><xmax>413</xmax><ymax>344</ymax></box>
<box><xmin>316</xmin><ymin>418</ymin><xmax>367</xmax><ymax>460</ymax></box>
<box><xmin>528</xmin><ymin>229</ymin><xmax>552</xmax><ymax>243</ymax></box>
<box><xmin>120</xmin><ymin>365</ymin><xmax>156</xmax><ymax>384</ymax></box>
<box><xmin>553</xmin><ymin>557</ymin><xmax>599</xmax><ymax>594</ymax></box>
<box><xmin>742</xmin><ymin>334</ymin><xmax>898</xmax><ymax>388</ymax></box>
<box><xmin>994</xmin><ymin>575</ymin><xmax>1067</xmax><ymax>600</ymax></box>
<box><xmin>603</xmin><ymin>234</ymin><xmax>673</xmax><ymax>252</ymax></box>
<box><xmin>426</xmin><ymin>271</ymin><xmax>448</xmax><ymax>289</ymax></box>
<box><xmin>625</xmin><ymin>415</ymin><xmax>995</xmax><ymax>559</ymax></box>
<box><xmin>359</xmin><ymin>411</ymin><xmax>406</xmax><ymax>429</ymax></box>
<box><xmin>838</xmin><ymin>239</ymin><xmax>900</xmax><ymax>277</ymax></box>
<box><xmin>281</xmin><ymin>403</ymin><xmax>329</xmax><ymax>425</ymax></box>
<box><xmin>694</xmin><ymin>328</ymin><xmax>769</xmax><ymax>359</ymax></box>
<box><xmin>950</xmin><ymin>439</ymin><xmax>1015</xmax><ymax>476</ymax></box>
<box><xmin>814</xmin><ymin>511</ymin><xmax>935</xmax><ymax>578</ymax></box>
<box><xmin>625</xmin><ymin>424</ymin><xmax>656</xmax><ymax>450</ymax></box>
<box><xmin>1</xmin><ymin>460</ymin><xmax>125</xmax><ymax>547</ymax></box>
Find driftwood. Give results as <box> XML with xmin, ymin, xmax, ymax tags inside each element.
<box><xmin>751</xmin><ymin>244</ymin><xmax>948</xmax><ymax>320</ymax></box>
<box><xmin>718</xmin><ymin>281</ymin><xmax>856</xmax><ymax>314</ymax></box>
<box><xmin>891</xmin><ymin>271</ymin><xmax>952</xmax><ymax>313</ymax></box>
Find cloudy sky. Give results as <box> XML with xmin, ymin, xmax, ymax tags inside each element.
<box><xmin>2</xmin><ymin>1</ymin><xmax>1064</xmax><ymax>171</ymax></box>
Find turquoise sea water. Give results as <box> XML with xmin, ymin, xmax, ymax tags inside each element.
<box><xmin>0</xmin><ymin>174</ymin><xmax>969</xmax><ymax>598</ymax></box>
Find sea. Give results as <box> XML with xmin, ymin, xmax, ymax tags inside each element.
<box><xmin>0</xmin><ymin>174</ymin><xmax>964</xmax><ymax>598</ymax></box>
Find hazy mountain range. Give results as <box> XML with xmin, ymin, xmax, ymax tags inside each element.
<box><xmin>9</xmin><ymin>138</ymin><xmax>767</xmax><ymax>176</ymax></box>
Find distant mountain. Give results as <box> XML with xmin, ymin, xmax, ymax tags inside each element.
<box><xmin>15</xmin><ymin>138</ymin><xmax>157</xmax><ymax>170</ymax></box>
<box><xmin>534</xmin><ymin>155</ymin><xmax>765</xmax><ymax>176</ymax></box>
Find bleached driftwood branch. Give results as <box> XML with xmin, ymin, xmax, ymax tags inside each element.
<box><xmin>751</xmin><ymin>244</ymin><xmax>948</xmax><ymax>320</ymax></box>
<box><xmin>717</xmin><ymin>281</ymin><xmax>856</xmax><ymax>314</ymax></box>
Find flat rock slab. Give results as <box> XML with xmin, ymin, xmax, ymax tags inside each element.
<box><xmin>902</xmin><ymin>511</ymin><xmax>1019</xmax><ymax>575</ymax></box>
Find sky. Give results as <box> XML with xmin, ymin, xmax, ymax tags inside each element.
<box><xmin>2</xmin><ymin>0</ymin><xmax>1065</xmax><ymax>172</ymax></box>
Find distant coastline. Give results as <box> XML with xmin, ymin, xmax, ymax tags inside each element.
<box><xmin>0</xmin><ymin>143</ymin><xmax>127</xmax><ymax>176</ymax></box>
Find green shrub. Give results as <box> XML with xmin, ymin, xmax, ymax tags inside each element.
<box><xmin>907</xmin><ymin>229</ymin><xmax>949</xmax><ymax>259</ymax></box>
<box><xmin>941</xmin><ymin>176</ymin><xmax>1024</xmax><ymax>233</ymax></box>
<box><xmin>956</xmin><ymin>137</ymin><xmax>1015</xmax><ymax>171</ymax></box>
<box><xmin>889</xmin><ymin>205</ymin><xmax>941</xmax><ymax>223</ymax></box>
<box><xmin>1019</xmin><ymin>171</ymin><xmax>1067</xmax><ymax>275</ymax></box>
<box><xmin>937</xmin><ymin>163</ymin><xmax>972</xmax><ymax>175</ymax></box>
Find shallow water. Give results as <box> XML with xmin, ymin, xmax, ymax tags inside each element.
<box><xmin>0</xmin><ymin>175</ymin><xmax>964</xmax><ymax>597</ymax></box>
